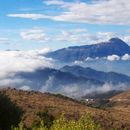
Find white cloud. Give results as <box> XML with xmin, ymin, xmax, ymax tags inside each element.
<box><xmin>121</xmin><ymin>54</ymin><xmax>130</xmax><ymax>61</ymax></box>
<box><xmin>40</xmin><ymin>76</ymin><xmax>54</xmax><ymax>92</ymax></box>
<box><xmin>73</xmin><ymin>54</ymin><xmax>130</xmax><ymax>63</ymax></box>
<box><xmin>83</xmin><ymin>83</ymin><xmax>128</xmax><ymax>95</ymax></box>
<box><xmin>74</xmin><ymin>60</ymin><xmax>83</xmax><ymax>64</ymax></box>
<box><xmin>0</xmin><ymin>49</ymin><xmax>53</xmax><ymax>78</ymax></box>
<box><xmin>8</xmin><ymin>0</ymin><xmax>130</xmax><ymax>25</ymax></box>
<box><xmin>60</xmin><ymin>85</ymin><xmax>81</xmax><ymax>98</ymax></box>
<box><xmin>8</xmin><ymin>14</ymin><xmax>50</xmax><ymax>20</ymax></box>
<box><xmin>45</xmin><ymin>82</ymin><xmax>128</xmax><ymax>98</ymax></box>
<box><xmin>56</xmin><ymin>30</ymin><xmax>116</xmax><ymax>44</ymax></box>
<box><xmin>44</xmin><ymin>0</ymin><xmax>67</xmax><ymax>6</ymax></box>
<box><xmin>123</xmin><ymin>36</ymin><xmax>130</xmax><ymax>43</ymax></box>
<box><xmin>85</xmin><ymin>57</ymin><xmax>93</xmax><ymax>61</ymax></box>
<box><xmin>97</xmin><ymin>32</ymin><xmax>116</xmax><ymax>41</ymax></box>
<box><xmin>20</xmin><ymin>85</ymin><xmax>31</xmax><ymax>91</ymax></box>
<box><xmin>50</xmin><ymin>0</ymin><xmax>130</xmax><ymax>25</ymax></box>
<box><xmin>56</xmin><ymin>30</ymin><xmax>88</xmax><ymax>43</ymax></box>
<box><xmin>20</xmin><ymin>28</ymin><xmax>49</xmax><ymax>41</ymax></box>
<box><xmin>107</xmin><ymin>55</ymin><xmax>120</xmax><ymax>61</ymax></box>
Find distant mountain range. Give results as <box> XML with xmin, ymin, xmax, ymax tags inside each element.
<box><xmin>10</xmin><ymin>65</ymin><xmax>130</xmax><ymax>98</ymax></box>
<box><xmin>15</xmin><ymin>67</ymin><xmax>103</xmax><ymax>95</ymax></box>
<box><xmin>46</xmin><ymin>38</ymin><xmax>130</xmax><ymax>62</ymax></box>
<box><xmin>61</xmin><ymin>65</ymin><xmax>130</xmax><ymax>85</ymax></box>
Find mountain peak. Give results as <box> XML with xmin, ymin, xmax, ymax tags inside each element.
<box><xmin>107</xmin><ymin>37</ymin><xmax>130</xmax><ymax>48</ymax></box>
<box><xmin>109</xmin><ymin>37</ymin><xmax>126</xmax><ymax>44</ymax></box>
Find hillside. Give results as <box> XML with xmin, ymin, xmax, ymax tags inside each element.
<box><xmin>0</xmin><ymin>88</ymin><xmax>130</xmax><ymax>130</ymax></box>
<box><xmin>108</xmin><ymin>90</ymin><xmax>130</xmax><ymax>112</ymax></box>
<box><xmin>0</xmin><ymin>88</ymin><xmax>98</xmax><ymax>127</ymax></box>
<box><xmin>46</xmin><ymin>38</ymin><xmax>130</xmax><ymax>62</ymax></box>
<box><xmin>111</xmin><ymin>90</ymin><xmax>130</xmax><ymax>100</ymax></box>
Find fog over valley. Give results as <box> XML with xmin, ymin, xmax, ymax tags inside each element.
<box><xmin>0</xmin><ymin>39</ymin><xmax>130</xmax><ymax>98</ymax></box>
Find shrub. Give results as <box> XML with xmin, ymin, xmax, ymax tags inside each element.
<box><xmin>50</xmin><ymin>113</ymin><xmax>101</xmax><ymax>130</ymax></box>
<box><xmin>12</xmin><ymin>113</ymin><xmax>102</xmax><ymax>130</ymax></box>
<box><xmin>32</xmin><ymin>109</ymin><xmax>54</xmax><ymax>129</ymax></box>
<box><xmin>0</xmin><ymin>92</ymin><xmax>23</xmax><ymax>130</ymax></box>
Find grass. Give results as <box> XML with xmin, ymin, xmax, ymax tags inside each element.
<box><xmin>1</xmin><ymin>88</ymin><xmax>130</xmax><ymax>130</ymax></box>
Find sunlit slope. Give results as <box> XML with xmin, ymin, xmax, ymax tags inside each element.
<box><xmin>0</xmin><ymin>88</ymin><xmax>130</xmax><ymax>130</ymax></box>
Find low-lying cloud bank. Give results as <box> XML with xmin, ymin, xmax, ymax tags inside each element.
<box><xmin>0</xmin><ymin>48</ymin><xmax>53</xmax><ymax>77</ymax></box>
<box><xmin>74</xmin><ymin>54</ymin><xmax>130</xmax><ymax>64</ymax></box>
<box><xmin>107</xmin><ymin>54</ymin><xmax>130</xmax><ymax>61</ymax></box>
<box><xmin>40</xmin><ymin>77</ymin><xmax>128</xmax><ymax>98</ymax></box>
<box><xmin>0</xmin><ymin>48</ymin><xmax>54</xmax><ymax>88</ymax></box>
<box><xmin>0</xmin><ymin>49</ymin><xmax>129</xmax><ymax>98</ymax></box>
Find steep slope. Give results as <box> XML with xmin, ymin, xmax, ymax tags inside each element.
<box><xmin>61</xmin><ymin>65</ymin><xmax>130</xmax><ymax>85</ymax></box>
<box><xmin>46</xmin><ymin>38</ymin><xmax>130</xmax><ymax>62</ymax></box>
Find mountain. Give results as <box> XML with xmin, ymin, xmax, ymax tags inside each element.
<box><xmin>11</xmin><ymin>66</ymin><xmax>130</xmax><ymax>98</ymax></box>
<box><xmin>10</xmin><ymin>66</ymin><xmax>130</xmax><ymax>98</ymax></box>
<box><xmin>1</xmin><ymin>88</ymin><xmax>130</xmax><ymax>130</ymax></box>
<box><xmin>46</xmin><ymin>38</ymin><xmax>130</xmax><ymax>62</ymax></box>
<box><xmin>15</xmin><ymin>68</ymin><xmax>103</xmax><ymax>97</ymax></box>
<box><xmin>61</xmin><ymin>65</ymin><xmax>130</xmax><ymax>85</ymax></box>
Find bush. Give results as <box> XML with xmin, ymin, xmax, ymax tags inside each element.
<box><xmin>0</xmin><ymin>92</ymin><xmax>23</xmax><ymax>130</ymax></box>
<box><xmin>32</xmin><ymin>109</ymin><xmax>54</xmax><ymax>129</ymax></box>
<box><xmin>50</xmin><ymin>113</ymin><xmax>101</xmax><ymax>130</ymax></box>
<box><xmin>12</xmin><ymin>113</ymin><xmax>102</xmax><ymax>130</ymax></box>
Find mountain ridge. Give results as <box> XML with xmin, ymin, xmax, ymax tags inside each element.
<box><xmin>46</xmin><ymin>38</ymin><xmax>130</xmax><ymax>62</ymax></box>
<box><xmin>60</xmin><ymin>65</ymin><xmax>130</xmax><ymax>85</ymax></box>
<box><xmin>15</xmin><ymin>67</ymin><xmax>103</xmax><ymax>97</ymax></box>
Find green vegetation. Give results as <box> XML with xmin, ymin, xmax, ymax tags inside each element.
<box><xmin>0</xmin><ymin>91</ymin><xmax>23</xmax><ymax>130</ymax></box>
<box><xmin>12</xmin><ymin>114</ymin><xmax>101</xmax><ymax>130</ymax></box>
<box><xmin>33</xmin><ymin>110</ymin><xmax>54</xmax><ymax>129</ymax></box>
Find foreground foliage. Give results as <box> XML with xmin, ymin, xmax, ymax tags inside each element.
<box><xmin>0</xmin><ymin>92</ymin><xmax>23</xmax><ymax>130</ymax></box>
<box><xmin>12</xmin><ymin>114</ymin><xmax>101</xmax><ymax>130</ymax></box>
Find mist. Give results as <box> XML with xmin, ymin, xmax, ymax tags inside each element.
<box><xmin>0</xmin><ymin>49</ymin><xmax>129</xmax><ymax>99</ymax></box>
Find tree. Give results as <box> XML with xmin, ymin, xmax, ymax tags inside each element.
<box><xmin>0</xmin><ymin>91</ymin><xmax>23</xmax><ymax>130</ymax></box>
<box><xmin>33</xmin><ymin>109</ymin><xmax>54</xmax><ymax>129</ymax></box>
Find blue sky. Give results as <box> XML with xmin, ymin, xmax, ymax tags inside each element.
<box><xmin>1</xmin><ymin>0</ymin><xmax>130</xmax><ymax>50</ymax></box>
